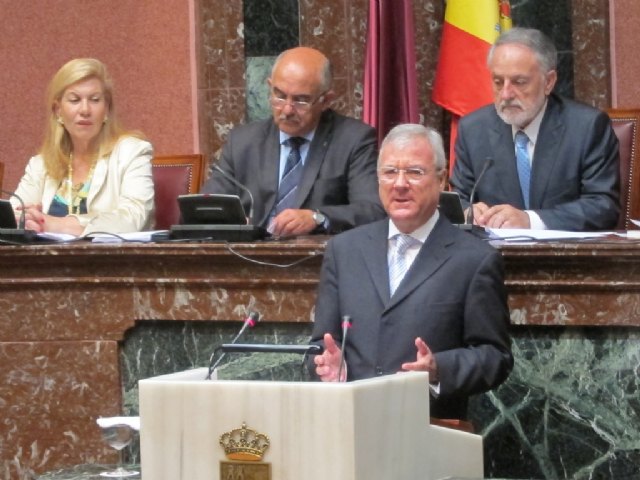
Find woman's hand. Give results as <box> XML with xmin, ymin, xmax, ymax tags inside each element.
<box><xmin>21</xmin><ymin>204</ymin><xmax>45</xmax><ymax>232</ymax></box>
<box><xmin>22</xmin><ymin>205</ymin><xmax>84</xmax><ymax>235</ymax></box>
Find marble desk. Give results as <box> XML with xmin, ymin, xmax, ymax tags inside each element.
<box><xmin>2</xmin><ymin>237</ymin><xmax>640</xmax><ymax>479</ymax></box>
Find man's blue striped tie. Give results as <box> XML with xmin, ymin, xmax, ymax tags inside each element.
<box><xmin>389</xmin><ymin>234</ymin><xmax>417</xmax><ymax>295</ymax></box>
<box><xmin>515</xmin><ymin>130</ymin><xmax>531</xmax><ymax>209</ymax></box>
<box><xmin>275</xmin><ymin>137</ymin><xmax>305</xmax><ymax>213</ymax></box>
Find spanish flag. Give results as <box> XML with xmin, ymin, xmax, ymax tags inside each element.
<box><xmin>432</xmin><ymin>0</ymin><xmax>511</xmax><ymax>169</ymax></box>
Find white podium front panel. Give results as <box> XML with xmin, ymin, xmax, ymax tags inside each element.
<box><xmin>139</xmin><ymin>369</ymin><xmax>483</xmax><ymax>480</ymax></box>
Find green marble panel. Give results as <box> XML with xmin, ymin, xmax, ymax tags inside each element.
<box><xmin>472</xmin><ymin>327</ymin><xmax>640</xmax><ymax>479</ymax></box>
<box><xmin>244</xmin><ymin>0</ymin><xmax>299</xmax><ymax>56</ymax></box>
<box><xmin>246</xmin><ymin>56</ymin><xmax>275</xmax><ymax>122</ymax></box>
<box><xmin>511</xmin><ymin>0</ymin><xmax>574</xmax><ymax>98</ymax></box>
<box><xmin>121</xmin><ymin>321</ymin><xmax>313</xmax><ymax>415</ymax></box>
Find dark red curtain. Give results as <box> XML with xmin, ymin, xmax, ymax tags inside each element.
<box><xmin>363</xmin><ymin>0</ymin><xmax>419</xmax><ymax>146</ymax></box>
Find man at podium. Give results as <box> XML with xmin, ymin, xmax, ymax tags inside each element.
<box><xmin>310</xmin><ymin>124</ymin><xmax>513</xmax><ymax>420</ymax></box>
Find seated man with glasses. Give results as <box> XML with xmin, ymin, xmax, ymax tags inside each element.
<box><xmin>201</xmin><ymin>46</ymin><xmax>385</xmax><ymax>236</ymax></box>
<box><xmin>309</xmin><ymin>123</ymin><xmax>513</xmax><ymax>420</ymax></box>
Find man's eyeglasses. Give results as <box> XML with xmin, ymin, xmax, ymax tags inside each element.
<box><xmin>377</xmin><ymin>166</ymin><xmax>434</xmax><ymax>184</ymax></box>
<box><xmin>270</xmin><ymin>90</ymin><xmax>328</xmax><ymax>112</ymax></box>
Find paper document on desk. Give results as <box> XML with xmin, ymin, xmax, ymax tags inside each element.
<box><xmin>626</xmin><ymin>219</ymin><xmax>640</xmax><ymax>238</ymax></box>
<box><xmin>37</xmin><ymin>232</ymin><xmax>77</xmax><ymax>242</ymax></box>
<box><xmin>488</xmin><ymin>228</ymin><xmax>614</xmax><ymax>241</ymax></box>
<box><xmin>90</xmin><ymin>231</ymin><xmax>166</xmax><ymax>243</ymax></box>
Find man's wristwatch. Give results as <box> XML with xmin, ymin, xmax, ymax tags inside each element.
<box><xmin>312</xmin><ymin>210</ymin><xmax>327</xmax><ymax>229</ymax></box>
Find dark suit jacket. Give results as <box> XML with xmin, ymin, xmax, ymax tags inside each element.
<box><xmin>310</xmin><ymin>216</ymin><xmax>513</xmax><ymax>419</ymax></box>
<box><xmin>450</xmin><ymin>94</ymin><xmax>620</xmax><ymax>230</ymax></box>
<box><xmin>201</xmin><ymin>109</ymin><xmax>385</xmax><ymax>233</ymax></box>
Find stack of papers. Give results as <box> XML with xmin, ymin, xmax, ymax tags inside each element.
<box><xmin>487</xmin><ymin>228</ymin><xmax>615</xmax><ymax>241</ymax></box>
<box><xmin>89</xmin><ymin>231</ymin><xmax>166</xmax><ymax>243</ymax></box>
<box><xmin>35</xmin><ymin>231</ymin><xmax>167</xmax><ymax>243</ymax></box>
<box><xmin>36</xmin><ymin>232</ymin><xmax>77</xmax><ymax>242</ymax></box>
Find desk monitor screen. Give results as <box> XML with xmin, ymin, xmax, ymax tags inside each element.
<box><xmin>178</xmin><ymin>194</ymin><xmax>247</xmax><ymax>225</ymax></box>
<box><xmin>0</xmin><ymin>200</ymin><xmax>17</xmax><ymax>229</ymax></box>
<box><xmin>439</xmin><ymin>191</ymin><xmax>466</xmax><ymax>225</ymax></box>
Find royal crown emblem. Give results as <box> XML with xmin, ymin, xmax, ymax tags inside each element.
<box><xmin>220</xmin><ymin>422</ymin><xmax>270</xmax><ymax>461</ymax></box>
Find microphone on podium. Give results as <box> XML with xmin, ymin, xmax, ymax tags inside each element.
<box><xmin>217</xmin><ymin>344</ymin><xmax>324</xmax><ymax>355</ymax></box>
<box><xmin>0</xmin><ymin>190</ymin><xmax>39</xmax><ymax>244</ymax></box>
<box><xmin>205</xmin><ymin>309</ymin><xmax>326</xmax><ymax>380</ymax></box>
<box><xmin>206</xmin><ymin>311</ymin><xmax>261</xmax><ymax>380</ymax></box>
<box><xmin>459</xmin><ymin>157</ymin><xmax>493</xmax><ymax>234</ymax></box>
<box><xmin>337</xmin><ymin>315</ymin><xmax>352</xmax><ymax>382</ymax></box>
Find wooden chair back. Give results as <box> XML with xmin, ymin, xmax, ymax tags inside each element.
<box><xmin>151</xmin><ymin>154</ymin><xmax>206</xmax><ymax>230</ymax></box>
<box><xmin>607</xmin><ymin>109</ymin><xmax>640</xmax><ymax>230</ymax></box>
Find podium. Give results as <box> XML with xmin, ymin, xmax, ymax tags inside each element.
<box><xmin>139</xmin><ymin>368</ymin><xmax>483</xmax><ymax>479</ymax></box>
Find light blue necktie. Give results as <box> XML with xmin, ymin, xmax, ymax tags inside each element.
<box><xmin>275</xmin><ymin>137</ymin><xmax>306</xmax><ymax>213</ymax></box>
<box><xmin>388</xmin><ymin>234</ymin><xmax>417</xmax><ymax>295</ymax></box>
<box><xmin>515</xmin><ymin>130</ymin><xmax>531</xmax><ymax>209</ymax></box>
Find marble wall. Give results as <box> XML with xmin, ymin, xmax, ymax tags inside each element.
<box><xmin>0</xmin><ymin>0</ymin><xmax>199</xmax><ymax>193</ymax></box>
<box><xmin>610</xmin><ymin>0</ymin><xmax>640</xmax><ymax>107</ymax></box>
<box><xmin>476</xmin><ymin>327</ymin><xmax>640</xmax><ymax>479</ymax></box>
<box><xmin>197</xmin><ymin>1</ymin><xmax>246</xmax><ymax>163</ymax></box>
<box><xmin>572</xmin><ymin>0</ymin><xmax>611</xmax><ymax>106</ymax></box>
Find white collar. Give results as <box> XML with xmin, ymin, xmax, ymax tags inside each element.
<box><xmin>279</xmin><ymin>130</ymin><xmax>315</xmax><ymax>145</ymax></box>
<box><xmin>388</xmin><ymin>210</ymin><xmax>440</xmax><ymax>243</ymax></box>
<box><xmin>512</xmin><ymin>99</ymin><xmax>548</xmax><ymax>145</ymax></box>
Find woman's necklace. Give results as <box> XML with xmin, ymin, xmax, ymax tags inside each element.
<box><xmin>67</xmin><ymin>153</ymin><xmax>74</xmax><ymax>215</ymax></box>
<box><xmin>67</xmin><ymin>152</ymin><xmax>97</xmax><ymax>215</ymax></box>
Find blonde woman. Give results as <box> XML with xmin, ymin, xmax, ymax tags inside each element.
<box><xmin>13</xmin><ymin>58</ymin><xmax>154</xmax><ymax>235</ymax></box>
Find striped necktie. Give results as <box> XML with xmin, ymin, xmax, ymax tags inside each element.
<box><xmin>515</xmin><ymin>130</ymin><xmax>531</xmax><ymax>209</ymax></box>
<box><xmin>388</xmin><ymin>234</ymin><xmax>418</xmax><ymax>295</ymax></box>
<box><xmin>275</xmin><ymin>136</ymin><xmax>306</xmax><ymax>213</ymax></box>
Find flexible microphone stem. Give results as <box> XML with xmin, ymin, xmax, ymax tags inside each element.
<box><xmin>0</xmin><ymin>190</ymin><xmax>38</xmax><ymax>244</ymax></box>
<box><xmin>465</xmin><ymin>157</ymin><xmax>494</xmax><ymax>226</ymax></box>
<box><xmin>206</xmin><ymin>311</ymin><xmax>260</xmax><ymax>379</ymax></box>
<box><xmin>1</xmin><ymin>189</ymin><xmax>27</xmax><ymax>229</ymax></box>
<box><xmin>337</xmin><ymin>315</ymin><xmax>352</xmax><ymax>382</ymax></box>
<box><xmin>210</xmin><ymin>163</ymin><xmax>255</xmax><ymax>224</ymax></box>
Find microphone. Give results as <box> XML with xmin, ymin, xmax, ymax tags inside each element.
<box><xmin>206</xmin><ymin>311</ymin><xmax>260</xmax><ymax>379</ymax></box>
<box><xmin>217</xmin><ymin>344</ymin><xmax>324</xmax><ymax>355</ymax></box>
<box><xmin>337</xmin><ymin>315</ymin><xmax>352</xmax><ymax>382</ymax></box>
<box><xmin>461</xmin><ymin>157</ymin><xmax>494</xmax><ymax>230</ymax></box>
<box><xmin>0</xmin><ymin>190</ymin><xmax>39</xmax><ymax>244</ymax></box>
<box><xmin>210</xmin><ymin>162</ymin><xmax>255</xmax><ymax>223</ymax></box>
<box><xmin>169</xmin><ymin>161</ymin><xmax>267</xmax><ymax>242</ymax></box>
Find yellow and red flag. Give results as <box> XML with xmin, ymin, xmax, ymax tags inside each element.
<box><xmin>499</xmin><ymin>0</ymin><xmax>513</xmax><ymax>32</ymax></box>
<box><xmin>432</xmin><ymin>0</ymin><xmax>511</xmax><ymax>170</ymax></box>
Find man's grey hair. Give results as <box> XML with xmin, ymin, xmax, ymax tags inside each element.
<box><xmin>488</xmin><ymin>27</ymin><xmax>557</xmax><ymax>73</ymax></box>
<box><xmin>378</xmin><ymin>123</ymin><xmax>447</xmax><ymax>171</ymax></box>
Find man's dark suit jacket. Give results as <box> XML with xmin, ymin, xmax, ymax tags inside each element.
<box><xmin>310</xmin><ymin>215</ymin><xmax>514</xmax><ymax>419</ymax></box>
<box><xmin>201</xmin><ymin>109</ymin><xmax>385</xmax><ymax>233</ymax></box>
<box><xmin>450</xmin><ymin>94</ymin><xmax>620</xmax><ymax>231</ymax></box>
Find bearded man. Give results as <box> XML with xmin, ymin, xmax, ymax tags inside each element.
<box><xmin>450</xmin><ymin>27</ymin><xmax>620</xmax><ymax>231</ymax></box>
